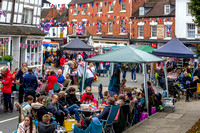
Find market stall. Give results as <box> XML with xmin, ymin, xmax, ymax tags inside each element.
<box><xmin>84</xmin><ymin>45</ymin><xmax>165</xmax><ymax>116</ymax></box>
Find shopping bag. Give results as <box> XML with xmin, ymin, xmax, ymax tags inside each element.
<box><xmin>64</xmin><ymin>119</ymin><xmax>77</xmax><ymax>132</ymax></box>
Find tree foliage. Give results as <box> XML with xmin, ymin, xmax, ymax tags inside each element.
<box><xmin>189</xmin><ymin>0</ymin><xmax>200</xmax><ymax>26</ymax></box>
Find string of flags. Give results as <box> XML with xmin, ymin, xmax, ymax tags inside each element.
<box><xmin>20</xmin><ymin>42</ymin><xmax>42</xmax><ymax>48</ymax></box>
<box><xmin>0</xmin><ymin>38</ymin><xmax>9</xmax><ymax>45</ymax></box>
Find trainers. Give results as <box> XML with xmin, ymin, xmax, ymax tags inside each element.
<box><xmin>131</xmin><ymin>80</ymin><xmax>134</xmax><ymax>82</ymax></box>
<box><xmin>134</xmin><ymin>80</ymin><xmax>137</xmax><ymax>82</ymax></box>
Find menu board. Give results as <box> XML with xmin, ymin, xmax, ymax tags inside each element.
<box><xmin>157</xmin><ymin>25</ymin><xmax>165</xmax><ymax>39</ymax></box>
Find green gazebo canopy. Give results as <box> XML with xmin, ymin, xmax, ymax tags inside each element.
<box><xmin>136</xmin><ymin>45</ymin><xmax>156</xmax><ymax>54</ymax></box>
<box><xmin>86</xmin><ymin>45</ymin><xmax>164</xmax><ymax>63</ymax></box>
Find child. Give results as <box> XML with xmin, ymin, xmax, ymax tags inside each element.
<box><xmin>125</xmin><ymin>92</ymin><xmax>132</xmax><ymax>103</ymax></box>
<box><xmin>74</xmin><ymin>123</ymin><xmax>82</xmax><ymax>129</ymax></box>
<box><xmin>42</xmin><ymin>114</ymin><xmax>51</xmax><ymax>124</ymax></box>
<box><xmin>119</xmin><ymin>79</ymin><xmax>127</xmax><ymax>93</ymax></box>
<box><xmin>113</xmin><ymin>94</ymin><xmax>118</xmax><ymax>101</ymax></box>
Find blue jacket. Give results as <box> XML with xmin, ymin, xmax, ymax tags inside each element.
<box><xmin>108</xmin><ymin>75</ymin><xmax>120</xmax><ymax>92</ymax></box>
<box><xmin>57</xmin><ymin>75</ymin><xmax>65</xmax><ymax>84</ymax></box>
<box><xmin>95</xmin><ymin>105</ymin><xmax>111</xmax><ymax>120</ymax></box>
<box><xmin>182</xmin><ymin>76</ymin><xmax>192</xmax><ymax>88</ymax></box>
<box><xmin>16</xmin><ymin>69</ymin><xmax>24</xmax><ymax>83</ymax></box>
<box><xmin>22</xmin><ymin>73</ymin><xmax>38</xmax><ymax>93</ymax></box>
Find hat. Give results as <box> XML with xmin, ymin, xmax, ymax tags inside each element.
<box><xmin>58</xmin><ymin>91</ymin><xmax>67</xmax><ymax>96</ymax></box>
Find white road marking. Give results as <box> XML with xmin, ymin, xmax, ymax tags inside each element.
<box><xmin>0</xmin><ymin>116</ymin><xmax>18</xmax><ymax>124</ymax></box>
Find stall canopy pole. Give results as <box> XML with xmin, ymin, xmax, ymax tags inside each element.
<box><xmin>143</xmin><ymin>63</ymin><xmax>149</xmax><ymax>116</ymax></box>
<box><xmin>163</xmin><ymin>61</ymin><xmax>169</xmax><ymax>97</ymax></box>
<box><xmin>81</xmin><ymin>62</ymin><xmax>88</xmax><ymax>95</ymax></box>
<box><xmin>109</xmin><ymin>63</ymin><xmax>114</xmax><ymax>80</ymax></box>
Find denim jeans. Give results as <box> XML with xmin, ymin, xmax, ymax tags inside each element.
<box><xmin>3</xmin><ymin>93</ymin><xmax>13</xmax><ymax>111</ymax></box>
<box><xmin>67</xmin><ymin>104</ymin><xmax>80</xmax><ymax>121</ymax></box>
<box><xmin>86</xmin><ymin>77</ymin><xmax>93</xmax><ymax>88</ymax></box>
<box><xmin>109</xmin><ymin>91</ymin><xmax>119</xmax><ymax>97</ymax></box>
<box><xmin>122</xmin><ymin>70</ymin><xmax>127</xmax><ymax>79</ymax></box>
<box><xmin>131</xmin><ymin>68</ymin><xmax>137</xmax><ymax>80</ymax></box>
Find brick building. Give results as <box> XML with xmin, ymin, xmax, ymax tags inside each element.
<box><xmin>131</xmin><ymin>0</ymin><xmax>176</xmax><ymax>48</ymax></box>
<box><xmin>68</xmin><ymin>0</ymin><xmax>133</xmax><ymax>46</ymax></box>
<box><xmin>68</xmin><ymin>0</ymin><xmax>176</xmax><ymax>48</ymax></box>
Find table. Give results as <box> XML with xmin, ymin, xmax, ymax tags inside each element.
<box><xmin>78</xmin><ymin>109</ymin><xmax>100</xmax><ymax>119</ymax></box>
<box><xmin>167</xmin><ymin>75</ymin><xmax>177</xmax><ymax>81</ymax></box>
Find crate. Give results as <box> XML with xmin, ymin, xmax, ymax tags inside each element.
<box><xmin>164</xmin><ymin>105</ymin><xmax>175</xmax><ymax>113</ymax></box>
<box><xmin>163</xmin><ymin>97</ymin><xmax>175</xmax><ymax>107</ymax></box>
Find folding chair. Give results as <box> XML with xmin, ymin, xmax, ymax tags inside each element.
<box><xmin>73</xmin><ymin>124</ymin><xmax>91</xmax><ymax>133</ymax></box>
<box><xmin>101</xmin><ymin>105</ymin><xmax>120</xmax><ymax>133</ymax></box>
<box><xmin>90</xmin><ymin>121</ymin><xmax>104</xmax><ymax>133</ymax></box>
<box><xmin>53</xmin><ymin>83</ymin><xmax>61</xmax><ymax>93</ymax></box>
<box><xmin>37</xmin><ymin>122</ymin><xmax>56</xmax><ymax>133</ymax></box>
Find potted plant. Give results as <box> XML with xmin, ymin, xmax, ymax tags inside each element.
<box><xmin>3</xmin><ymin>55</ymin><xmax>13</xmax><ymax>62</ymax></box>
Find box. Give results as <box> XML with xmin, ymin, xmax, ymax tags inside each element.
<box><xmin>163</xmin><ymin>98</ymin><xmax>175</xmax><ymax>107</ymax></box>
<box><xmin>164</xmin><ymin>105</ymin><xmax>175</xmax><ymax>113</ymax></box>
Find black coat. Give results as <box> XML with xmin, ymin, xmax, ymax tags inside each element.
<box><xmin>65</xmin><ymin>90</ymin><xmax>81</xmax><ymax>106</ymax></box>
<box><xmin>34</xmin><ymin>106</ymin><xmax>49</xmax><ymax>121</ymax></box>
<box><xmin>58</xmin><ymin>97</ymin><xmax>69</xmax><ymax>107</ymax></box>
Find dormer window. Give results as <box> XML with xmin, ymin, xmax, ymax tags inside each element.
<box><xmin>164</xmin><ymin>5</ymin><xmax>170</xmax><ymax>15</ymax></box>
<box><xmin>139</xmin><ymin>7</ymin><xmax>144</xmax><ymax>16</ymax></box>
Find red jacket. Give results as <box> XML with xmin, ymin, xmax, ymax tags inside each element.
<box><xmin>80</xmin><ymin>92</ymin><xmax>94</xmax><ymax>103</ymax></box>
<box><xmin>2</xmin><ymin>69</ymin><xmax>13</xmax><ymax>93</ymax></box>
<box><xmin>47</xmin><ymin>75</ymin><xmax>58</xmax><ymax>93</ymax></box>
<box><xmin>60</xmin><ymin>57</ymin><xmax>66</xmax><ymax>67</ymax></box>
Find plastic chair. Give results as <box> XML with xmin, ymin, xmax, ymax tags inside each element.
<box><xmin>73</xmin><ymin>124</ymin><xmax>91</xmax><ymax>133</ymax></box>
<box><xmin>53</xmin><ymin>83</ymin><xmax>61</xmax><ymax>93</ymax></box>
<box><xmin>90</xmin><ymin>121</ymin><xmax>104</xmax><ymax>133</ymax></box>
<box><xmin>16</xmin><ymin>85</ymin><xmax>20</xmax><ymax>91</ymax></box>
<box><xmin>37</xmin><ymin>122</ymin><xmax>56</xmax><ymax>133</ymax></box>
<box><xmin>101</xmin><ymin>105</ymin><xmax>120</xmax><ymax>133</ymax></box>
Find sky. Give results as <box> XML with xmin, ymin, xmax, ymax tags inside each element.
<box><xmin>47</xmin><ymin>0</ymin><xmax>71</xmax><ymax>4</ymax></box>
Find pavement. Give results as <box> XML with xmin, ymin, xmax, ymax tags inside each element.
<box><xmin>0</xmin><ymin>71</ymin><xmax>198</xmax><ymax>133</ymax></box>
<box><xmin>126</xmin><ymin>99</ymin><xmax>200</xmax><ymax>133</ymax></box>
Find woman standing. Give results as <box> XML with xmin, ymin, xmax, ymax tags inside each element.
<box><xmin>0</xmin><ymin>66</ymin><xmax>13</xmax><ymax>112</ymax></box>
<box><xmin>17</xmin><ymin>115</ymin><xmax>36</xmax><ymax>133</ymax></box>
<box><xmin>108</xmin><ymin>70</ymin><xmax>120</xmax><ymax>97</ymax></box>
<box><xmin>47</xmin><ymin>71</ymin><xmax>58</xmax><ymax>97</ymax></box>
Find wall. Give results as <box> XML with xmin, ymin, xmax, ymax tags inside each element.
<box><xmin>68</xmin><ymin>0</ymin><xmax>131</xmax><ymax>38</ymax></box>
<box><xmin>175</xmin><ymin>0</ymin><xmax>197</xmax><ymax>39</ymax></box>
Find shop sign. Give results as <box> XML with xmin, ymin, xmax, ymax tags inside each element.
<box><xmin>151</xmin><ymin>43</ymin><xmax>157</xmax><ymax>48</ymax></box>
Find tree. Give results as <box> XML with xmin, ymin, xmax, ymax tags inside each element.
<box><xmin>189</xmin><ymin>0</ymin><xmax>200</xmax><ymax>26</ymax></box>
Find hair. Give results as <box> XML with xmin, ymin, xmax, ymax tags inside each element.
<box><xmin>28</xmin><ymin>68</ymin><xmax>33</xmax><ymax>73</ymax></box>
<box><xmin>37</xmin><ymin>96</ymin><xmax>45</xmax><ymax>104</ymax></box>
<box><xmin>52</xmin><ymin>94</ymin><xmax>58</xmax><ymax>99</ymax></box>
<box><xmin>108</xmin><ymin>97</ymin><xmax>115</xmax><ymax>105</ymax></box>
<box><xmin>15</xmin><ymin>68</ymin><xmax>19</xmax><ymax>71</ymax></box>
<box><xmin>58</xmin><ymin>69</ymin><xmax>62</xmax><ymax>73</ymax></box>
<box><xmin>42</xmin><ymin>114</ymin><xmax>51</xmax><ymax>123</ymax></box>
<box><xmin>140</xmin><ymin>93</ymin><xmax>145</xmax><ymax>98</ymax></box>
<box><xmin>115</xmin><ymin>70</ymin><xmax>121</xmax><ymax>78</ymax></box>
<box><xmin>22</xmin><ymin>62</ymin><xmax>27</xmax><ymax>66</ymax></box>
<box><xmin>141</xmin><ymin>83</ymin><xmax>144</xmax><ymax>86</ymax></box>
<box><xmin>118</xmin><ymin>94</ymin><xmax>126</xmax><ymax>101</ymax></box>
<box><xmin>104</xmin><ymin>91</ymin><xmax>109</xmax><ymax>97</ymax></box>
<box><xmin>86</xmin><ymin>86</ymin><xmax>91</xmax><ymax>91</ymax></box>
<box><xmin>50</xmin><ymin>71</ymin><xmax>55</xmax><ymax>76</ymax></box>
<box><xmin>0</xmin><ymin>66</ymin><xmax>8</xmax><ymax>72</ymax></box>
<box><xmin>25</xmin><ymin>95</ymin><xmax>34</xmax><ymax>102</ymax></box>
<box><xmin>74</xmin><ymin>123</ymin><xmax>82</xmax><ymax>129</ymax></box>
<box><xmin>24</xmin><ymin>115</ymin><xmax>34</xmax><ymax>133</ymax></box>
<box><xmin>147</xmin><ymin>81</ymin><xmax>151</xmax><ymax>86</ymax></box>
<box><xmin>68</xmin><ymin>87</ymin><xmax>76</xmax><ymax>92</ymax></box>
<box><xmin>113</xmin><ymin>94</ymin><xmax>118</xmax><ymax>101</ymax></box>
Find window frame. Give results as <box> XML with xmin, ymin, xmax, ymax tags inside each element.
<box><xmin>82</xmin><ymin>6</ymin><xmax>88</xmax><ymax>15</ymax></box>
<box><xmin>97</xmin><ymin>20</ymin><xmax>102</xmax><ymax>34</ymax></box>
<box><xmin>151</xmin><ymin>25</ymin><xmax>157</xmax><ymax>38</ymax></box>
<box><xmin>187</xmin><ymin>2</ymin><xmax>191</xmax><ymax>15</ymax></box>
<box><xmin>98</xmin><ymin>3</ymin><xmax>102</xmax><ymax>13</ymax></box>
<box><xmin>22</xmin><ymin>8</ymin><xmax>33</xmax><ymax>24</ymax></box>
<box><xmin>120</xmin><ymin>20</ymin><xmax>127</xmax><ymax>34</ymax></box>
<box><xmin>139</xmin><ymin>7</ymin><xmax>144</xmax><ymax>16</ymax></box>
<box><xmin>108</xmin><ymin>2</ymin><xmax>113</xmax><ymax>13</ymax></box>
<box><xmin>164</xmin><ymin>5</ymin><xmax>170</xmax><ymax>15</ymax></box>
<box><xmin>187</xmin><ymin>23</ymin><xmax>196</xmax><ymax>38</ymax></box>
<box><xmin>138</xmin><ymin>25</ymin><xmax>144</xmax><ymax>39</ymax></box>
<box><xmin>121</xmin><ymin>0</ymin><xmax>126</xmax><ymax>11</ymax></box>
<box><xmin>73</xmin><ymin>25</ymin><xmax>76</xmax><ymax>35</ymax></box>
<box><xmin>73</xmin><ymin>7</ymin><xmax>77</xmax><ymax>15</ymax></box>
<box><xmin>108</xmin><ymin>20</ymin><xmax>113</xmax><ymax>34</ymax></box>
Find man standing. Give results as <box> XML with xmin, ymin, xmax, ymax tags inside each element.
<box><xmin>0</xmin><ymin>66</ymin><xmax>13</xmax><ymax>112</ymax></box>
<box><xmin>129</xmin><ymin>63</ymin><xmax>137</xmax><ymax>82</ymax></box>
<box><xmin>16</xmin><ymin>62</ymin><xmax>27</xmax><ymax>104</ymax></box>
<box><xmin>194</xmin><ymin>63</ymin><xmax>200</xmax><ymax>79</ymax></box>
<box><xmin>22</xmin><ymin>68</ymin><xmax>38</xmax><ymax>101</ymax></box>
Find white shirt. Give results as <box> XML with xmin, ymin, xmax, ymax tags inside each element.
<box><xmin>63</xmin><ymin>65</ymin><xmax>70</xmax><ymax>79</ymax></box>
<box><xmin>86</xmin><ymin>69</ymin><xmax>94</xmax><ymax>79</ymax></box>
<box><xmin>78</xmin><ymin>65</ymin><xmax>84</xmax><ymax>77</ymax></box>
<box><xmin>77</xmin><ymin>54</ymin><xmax>83</xmax><ymax>62</ymax></box>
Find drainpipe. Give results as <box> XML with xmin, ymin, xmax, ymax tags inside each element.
<box><xmin>129</xmin><ymin>0</ymin><xmax>132</xmax><ymax>43</ymax></box>
<box><xmin>10</xmin><ymin>0</ymin><xmax>16</xmax><ymax>25</ymax></box>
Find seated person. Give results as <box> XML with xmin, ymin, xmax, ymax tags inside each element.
<box><xmin>140</xmin><ymin>83</ymin><xmax>145</xmax><ymax>94</ymax></box>
<box><xmin>31</xmin><ymin>96</ymin><xmax>53</xmax><ymax>122</ymax></box>
<box><xmin>181</xmin><ymin>71</ymin><xmax>192</xmax><ymax>89</ymax></box>
<box><xmin>21</xmin><ymin>95</ymin><xmax>34</xmax><ymax>120</ymax></box>
<box><xmin>80</xmin><ymin>87</ymin><xmax>95</xmax><ymax>103</ymax></box>
<box><xmin>84</xmin><ymin>97</ymin><xmax>116</xmax><ymax>128</ymax></box>
<box><xmin>58</xmin><ymin>91</ymin><xmax>80</xmax><ymax>122</ymax></box>
<box><xmin>62</xmin><ymin>74</ymin><xmax>71</xmax><ymax>87</ymax></box>
<box><xmin>147</xmin><ymin>81</ymin><xmax>155</xmax><ymax>96</ymax></box>
<box><xmin>66</xmin><ymin>87</ymin><xmax>81</xmax><ymax>106</ymax></box>
<box><xmin>190</xmin><ymin>76</ymin><xmax>199</xmax><ymax>93</ymax></box>
<box><xmin>17</xmin><ymin>115</ymin><xmax>36</xmax><ymax>133</ymax></box>
<box><xmin>113</xmin><ymin>94</ymin><xmax>118</xmax><ymax>101</ymax></box>
<box><xmin>125</xmin><ymin>92</ymin><xmax>132</xmax><ymax>103</ymax></box>
<box><xmin>135</xmin><ymin>93</ymin><xmax>145</xmax><ymax>123</ymax></box>
<box><xmin>118</xmin><ymin>94</ymin><xmax>126</xmax><ymax>102</ymax></box>
<box><xmin>119</xmin><ymin>79</ymin><xmax>127</xmax><ymax>93</ymax></box>
<box><xmin>114</xmin><ymin>99</ymin><xmax>124</xmax><ymax>121</ymax></box>
<box><xmin>57</xmin><ymin>69</ymin><xmax>65</xmax><ymax>84</ymax></box>
<box><xmin>176</xmin><ymin>68</ymin><xmax>184</xmax><ymax>83</ymax></box>
<box><xmin>47</xmin><ymin>95</ymin><xmax>70</xmax><ymax>126</ymax></box>
<box><xmin>102</xmin><ymin>91</ymin><xmax>110</xmax><ymax>105</ymax></box>
<box><xmin>37</xmin><ymin>114</ymin><xmax>56</xmax><ymax>133</ymax></box>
